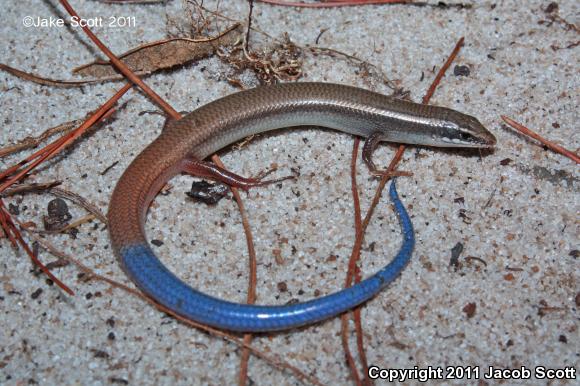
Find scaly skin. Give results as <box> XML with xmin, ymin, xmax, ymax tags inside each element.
<box><xmin>108</xmin><ymin>82</ymin><xmax>495</xmax><ymax>331</ymax></box>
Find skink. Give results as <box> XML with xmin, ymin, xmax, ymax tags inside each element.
<box><xmin>108</xmin><ymin>82</ymin><xmax>496</xmax><ymax>332</ymax></box>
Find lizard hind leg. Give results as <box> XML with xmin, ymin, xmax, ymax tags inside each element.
<box><xmin>181</xmin><ymin>158</ymin><xmax>296</xmax><ymax>191</ymax></box>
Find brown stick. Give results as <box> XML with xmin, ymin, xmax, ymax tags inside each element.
<box><xmin>257</xmin><ymin>0</ymin><xmax>413</xmax><ymax>8</ymax></box>
<box><xmin>341</xmin><ymin>138</ymin><xmax>364</xmax><ymax>386</ymax></box>
<box><xmin>342</xmin><ymin>36</ymin><xmax>466</xmax><ymax>383</ymax></box>
<box><xmin>58</xmin><ymin>0</ymin><xmax>179</xmax><ymax>119</ymax></box>
<box><xmin>501</xmin><ymin>115</ymin><xmax>579</xmax><ymax>164</ymax></box>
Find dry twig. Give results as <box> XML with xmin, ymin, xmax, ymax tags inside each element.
<box><xmin>341</xmin><ymin>37</ymin><xmax>465</xmax><ymax>384</ymax></box>
<box><xmin>257</xmin><ymin>0</ymin><xmax>413</xmax><ymax>7</ymax></box>
<box><xmin>501</xmin><ymin>115</ymin><xmax>579</xmax><ymax>164</ymax></box>
<box><xmin>0</xmin><ymin>120</ymin><xmax>80</xmax><ymax>158</ymax></box>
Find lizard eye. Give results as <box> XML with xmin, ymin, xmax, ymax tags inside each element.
<box><xmin>457</xmin><ymin>132</ymin><xmax>473</xmax><ymax>142</ymax></box>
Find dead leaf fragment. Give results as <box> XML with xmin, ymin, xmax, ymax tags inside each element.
<box><xmin>73</xmin><ymin>24</ymin><xmax>243</xmax><ymax>79</ymax></box>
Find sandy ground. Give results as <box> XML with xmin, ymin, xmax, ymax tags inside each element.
<box><xmin>1</xmin><ymin>0</ymin><xmax>578</xmax><ymax>385</ymax></box>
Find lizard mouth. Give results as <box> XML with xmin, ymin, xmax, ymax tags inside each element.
<box><xmin>439</xmin><ymin>135</ymin><xmax>496</xmax><ymax>148</ymax></box>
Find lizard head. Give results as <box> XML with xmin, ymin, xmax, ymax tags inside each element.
<box><xmin>432</xmin><ymin>110</ymin><xmax>497</xmax><ymax>148</ymax></box>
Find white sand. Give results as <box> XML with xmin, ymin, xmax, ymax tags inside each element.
<box><xmin>1</xmin><ymin>0</ymin><xmax>578</xmax><ymax>384</ymax></box>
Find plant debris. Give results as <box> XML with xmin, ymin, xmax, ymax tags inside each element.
<box><xmin>219</xmin><ymin>33</ymin><xmax>303</xmax><ymax>84</ymax></box>
<box><xmin>186</xmin><ymin>181</ymin><xmax>229</xmax><ymax>205</ymax></box>
<box><xmin>73</xmin><ymin>24</ymin><xmax>244</xmax><ymax>79</ymax></box>
<box><xmin>43</xmin><ymin>198</ymin><xmax>72</xmax><ymax>231</ymax></box>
